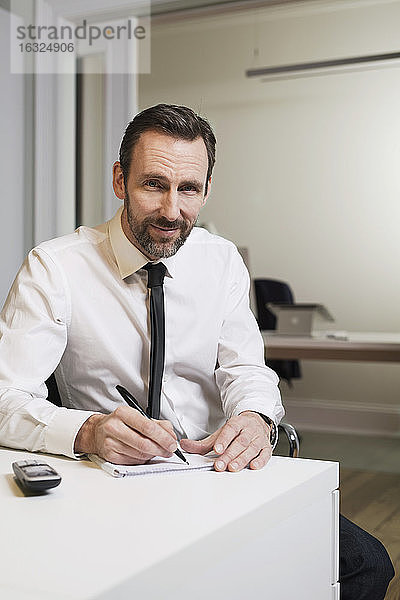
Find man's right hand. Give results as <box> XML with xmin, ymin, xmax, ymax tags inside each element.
<box><xmin>74</xmin><ymin>406</ymin><xmax>178</xmax><ymax>465</ymax></box>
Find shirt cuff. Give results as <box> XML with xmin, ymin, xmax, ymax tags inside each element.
<box><xmin>231</xmin><ymin>401</ymin><xmax>279</xmax><ymax>424</ymax></box>
<box><xmin>44</xmin><ymin>408</ymin><xmax>99</xmax><ymax>459</ymax></box>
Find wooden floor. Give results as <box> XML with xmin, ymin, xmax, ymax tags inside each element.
<box><xmin>341</xmin><ymin>468</ymin><xmax>400</xmax><ymax>599</ymax></box>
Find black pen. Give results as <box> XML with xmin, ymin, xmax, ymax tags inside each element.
<box><xmin>115</xmin><ymin>385</ymin><xmax>189</xmax><ymax>465</ymax></box>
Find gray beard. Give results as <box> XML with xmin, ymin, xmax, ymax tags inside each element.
<box><xmin>126</xmin><ymin>201</ymin><xmax>196</xmax><ymax>259</ymax></box>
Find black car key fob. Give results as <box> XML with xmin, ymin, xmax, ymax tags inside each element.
<box><xmin>12</xmin><ymin>460</ymin><xmax>62</xmax><ymax>492</ymax></box>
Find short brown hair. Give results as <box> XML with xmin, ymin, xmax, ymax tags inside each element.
<box><xmin>119</xmin><ymin>103</ymin><xmax>216</xmax><ymax>194</ymax></box>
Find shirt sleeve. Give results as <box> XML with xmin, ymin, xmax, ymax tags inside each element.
<box><xmin>0</xmin><ymin>247</ymin><xmax>96</xmax><ymax>458</ymax></box>
<box><xmin>215</xmin><ymin>247</ymin><xmax>285</xmax><ymax>427</ymax></box>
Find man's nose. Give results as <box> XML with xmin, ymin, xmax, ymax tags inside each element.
<box><xmin>159</xmin><ymin>190</ymin><xmax>181</xmax><ymax>221</ymax></box>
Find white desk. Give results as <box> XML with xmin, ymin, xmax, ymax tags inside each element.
<box><xmin>263</xmin><ymin>331</ymin><xmax>400</xmax><ymax>363</ymax></box>
<box><xmin>0</xmin><ymin>448</ymin><xmax>339</xmax><ymax>600</ymax></box>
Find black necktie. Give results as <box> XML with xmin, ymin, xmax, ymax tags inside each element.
<box><xmin>143</xmin><ymin>262</ymin><xmax>167</xmax><ymax>419</ymax></box>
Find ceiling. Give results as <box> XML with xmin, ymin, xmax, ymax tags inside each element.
<box><xmin>150</xmin><ymin>0</ymin><xmax>304</xmax><ymax>16</ymax></box>
<box><xmin>3</xmin><ymin>0</ymin><xmax>306</xmax><ymax>23</ymax></box>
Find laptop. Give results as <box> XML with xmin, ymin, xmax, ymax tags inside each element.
<box><xmin>266</xmin><ymin>303</ymin><xmax>334</xmax><ymax>336</ymax></box>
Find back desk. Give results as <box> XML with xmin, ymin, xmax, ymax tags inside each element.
<box><xmin>263</xmin><ymin>331</ymin><xmax>400</xmax><ymax>362</ymax></box>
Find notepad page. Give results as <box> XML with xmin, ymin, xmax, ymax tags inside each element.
<box><xmin>88</xmin><ymin>453</ymin><xmax>216</xmax><ymax>478</ymax></box>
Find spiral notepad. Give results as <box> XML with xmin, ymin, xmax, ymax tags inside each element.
<box><xmin>88</xmin><ymin>452</ymin><xmax>216</xmax><ymax>478</ymax></box>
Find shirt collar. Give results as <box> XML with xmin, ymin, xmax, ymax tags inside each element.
<box><xmin>108</xmin><ymin>206</ymin><xmax>176</xmax><ymax>280</ymax></box>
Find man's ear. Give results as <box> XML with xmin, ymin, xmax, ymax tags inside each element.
<box><xmin>202</xmin><ymin>176</ymin><xmax>212</xmax><ymax>206</ymax></box>
<box><xmin>112</xmin><ymin>161</ymin><xmax>126</xmax><ymax>200</ymax></box>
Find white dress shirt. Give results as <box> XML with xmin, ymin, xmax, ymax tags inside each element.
<box><xmin>0</xmin><ymin>206</ymin><xmax>283</xmax><ymax>458</ymax></box>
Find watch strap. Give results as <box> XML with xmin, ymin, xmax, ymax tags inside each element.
<box><xmin>255</xmin><ymin>413</ymin><xmax>277</xmax><ymax>447</ymax></box>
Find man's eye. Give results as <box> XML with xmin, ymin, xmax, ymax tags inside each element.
<box><xmin>181</xmin><ymin>185</ymin><xmax>197</xmax><ymax>192</ymax></box>
<box><xmin>145</xmin><ymin>180</ymin><xmax>160</xmax><ymax>188</ymax></box>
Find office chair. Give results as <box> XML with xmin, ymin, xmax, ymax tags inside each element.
<box><xmin>45</xmin><ymin>374</ymin><xmax>300</xmax><ymax>458</ymax></box>
<box><xmin>253</xmin><ymin>278</ymin><xmax>302</xmax><ymax>387</ymax></box>
<box><xmin>278</xmin><ymin>422</ymin><xmax>299</xmax><ymax>458</ymax></box>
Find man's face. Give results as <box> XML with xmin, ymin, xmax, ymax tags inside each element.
<box><xmin>113</xmin><ymin>130</ymin><xmax>211</xmax><ymax>260</ymax></box>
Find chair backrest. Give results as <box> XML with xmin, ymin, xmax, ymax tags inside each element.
<box><xmin>253</xmin><ymin>279</ymin><xmax>295</xmax><ymax>331</ymax></box>
<box><xmin>253</xmin><ymin>279</ymin><xmax>301</xmax><ymax>385</ymax></box>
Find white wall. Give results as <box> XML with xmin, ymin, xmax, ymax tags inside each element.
<box><xmin>0</xmin><ymin>6</ymin><xmax>25</xmax><ymax>307</ymax></box>
<box><xmin>139</xmin><ymin>0</ymin><xmax>400</xmax><ymax>435</ymax></box>
<box><xmin>79</xmin><ymin>56</ymin><xmax>105</xmax><ymax>228</ymax></box>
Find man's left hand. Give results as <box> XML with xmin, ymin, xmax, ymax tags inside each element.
<box><xmin>179</xmin><ymin>411</ymin><xmax>272</xmax><ymax>472</ymax></box>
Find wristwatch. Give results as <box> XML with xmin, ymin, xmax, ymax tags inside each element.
<box><xmin>255</xmin><ymin>413</ymin><xmax>277</xmax><ymax>447</ymax></box>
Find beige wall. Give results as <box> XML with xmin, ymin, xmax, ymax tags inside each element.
<box><xmin>139</xmin><ymin>0</ymin><xmax>400</xmax><ymax>435</ymax></box>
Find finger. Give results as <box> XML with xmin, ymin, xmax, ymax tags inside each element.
<box><xmin>98</xmin><ymin>435</ymin><xmax>161</xmax><ymax>465</ymax></box>
<box><xmin>180</xmin><ymin>431</ymin><xmax>219</xmax><ymax>455</ymax></box>
<box><xmin>121</xmin><ymin>426</ymin><xmax>175</xmax><ymax>458</ymax></box>
<box><xmin>249</xmin><ymin>445</ymin><xmax>272</xmax><ymax>470</ymax></box>
<box><xmin>114</xmin><ymin>406</ymin><xmax>177</xmax><ymax>452</ymax></box>
<box><xmin>226</xmin><ymin>436</ymin><xmax>267</xmax><ymax>472</ymax></box>
<box><xmin>215</xmin><ymin>431</ymin><xmax>260</xmax><ymax>471</ymax></box>
<box><xmin>100</xmin><ymin>413</ymin><xmax>175</xmax><ymax>459</ymax></box>
<box><xmin>110</xmin><ymin>453</ymin><xmax>147</xmax><ymax>466</ymax></box>
<box><xmin>212</xmin><ymin>417</ymin><xmax>246</xmax><ymax>455</ymax></box>
<box><xmin>157</xmin><ymin>420</ymin><xmax>177</xmax><ymax>440</ymax></box>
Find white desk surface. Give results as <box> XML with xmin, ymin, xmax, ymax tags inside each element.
<box><xmin>263</xmin><ymin>330</ymin><xmax>400</xmax><ymax>362</ymax></box>
<box><xmin>0</xmin><ymin>448</ymin><xmax>338</xmax><ymax>600</ymax></box>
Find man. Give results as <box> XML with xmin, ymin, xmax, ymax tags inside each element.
<box><xmin>0</xmin><ymin>104</ymin><xmax>394</xmax><ymax>597</ymax></box>
<box><xmin>0</xmin><ymin>104</ymin><xmax>280</xmax><ymax>471</ymax></box>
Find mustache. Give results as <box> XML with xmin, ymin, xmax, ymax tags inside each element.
<box><xmin>146</xmin><ymin>216</ymin><xmax>188</xmax><ymax>230</ymax></box>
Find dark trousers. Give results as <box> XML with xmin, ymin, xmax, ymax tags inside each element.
<box><xmin>340</xmin><ymin>514</ymin><xmax>395</xmax><ymax>599</ymax></box>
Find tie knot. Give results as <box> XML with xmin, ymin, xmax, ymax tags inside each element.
<box><xmin>144</xmin><ymin>262</ymin><xmax>167</xmax><ymax>288</ymax></box>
